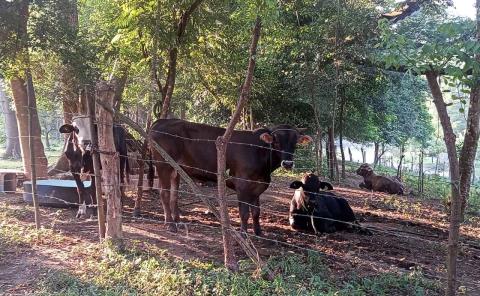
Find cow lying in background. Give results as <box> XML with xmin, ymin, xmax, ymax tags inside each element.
<box><xmin>356</xmin><ymin>163</ymin><xmax>404</xmax><ymax>195</ymax></box>
<box><xmin>59</xmin><ymin>122</ymin><xmax>130</xmax><ymax>218</ymax></box>
<box><xmin>289</xmin><ymin>173</ymin><xmax>370</xmax><ymax>234</ymax></box>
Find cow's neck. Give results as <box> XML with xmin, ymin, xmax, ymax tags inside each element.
<box><xmin>268</xmin><ymin>149</ymin><xmax>283</xmax><ymax>173</ymax></box>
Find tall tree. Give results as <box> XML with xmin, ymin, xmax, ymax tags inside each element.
<box><xmin>1</xmin><ymin>0</ymin><xmax>48</xmax><ymax>179</ymax></box>
<box><xmin>0</xmin><ymin>78</ymin><xmax>20</xmax><ymax>159</ymax></box>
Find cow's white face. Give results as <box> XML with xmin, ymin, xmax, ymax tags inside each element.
<box><xmin>72</xmin><ymin>116</ymin><xmax>92</xmax><ymax>145</ymax></box>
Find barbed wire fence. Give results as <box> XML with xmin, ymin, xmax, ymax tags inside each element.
<box><xmin>1</xmin><ymin>96</ymin><xmax>480</xmax><ymax>292</ymax></box>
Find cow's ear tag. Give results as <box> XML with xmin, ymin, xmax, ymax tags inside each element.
<box><xmin>289</xmin><ymin>181</ymin><xmax>303</xmax><ymax>189</ymax></box>
<box><xmin>297</xmin><ymin>135</ymin><xmax>313</xmax><ymax>145</ymax></box>
<box><xmin>260</xmin><ymin>132</ymin><xmax>274</xmax><ymax>144</ymax></box>
<box><xmin>59</xmin><ymin>124</ymin><xmax>74</xmax><ymax>133</ymax></box>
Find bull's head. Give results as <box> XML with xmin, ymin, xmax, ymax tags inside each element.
<box><xmin>258</xmin><ymin>125</ymin><xmax>312</xmax><ymax>170</ymax></box>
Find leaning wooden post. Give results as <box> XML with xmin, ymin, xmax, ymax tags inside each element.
<box><xmin>86</xmin><ymin>85</ymin><xmax>106</xmax><ymax>240</ymax></box>
<box><xmin>216</xmin><ymin>16</ymin><xmax>262</xmax><ymax>272</ymax></box>
<box><xmin>96</xmin><ymin>81</ymin><xmax>122</xmax><ymax>244</ymax></box>
<box><xmin>26</xmin><ymin>70</ymin><xmax>40</xmax><ymax>230</ymax></box>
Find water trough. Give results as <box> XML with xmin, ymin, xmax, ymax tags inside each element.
<box><xmin>23</xmin><ymin>179</ymin><xmax>91</xmax><ymax>208</ymax></box>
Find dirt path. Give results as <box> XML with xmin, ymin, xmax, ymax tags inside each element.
<box><xmin>1</xmin><ymin>176</ymin><xmax>479</xmax><ymax>294</ymax></box>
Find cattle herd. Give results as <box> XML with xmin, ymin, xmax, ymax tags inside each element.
<box><xmin>59</xmin><ymin>118</ymin><xmax>406</xmax><ymax>236</ymax></box>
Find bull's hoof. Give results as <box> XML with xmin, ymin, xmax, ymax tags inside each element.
<box><xmin>167</xmin><ymin>223</ymin><xmax>178</xmax><ymax>233</ymax></box>
<box><xmin>253</xmin><ymin>228</ymin><xmax>262</xmax><ymax>237</ymax></box>
<box><xmin>133</xmin><ymin>208</ymin><xmax>141</xmax><ymax>217</ymax></box>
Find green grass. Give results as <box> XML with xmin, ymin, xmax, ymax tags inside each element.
<box><xmin>0</xmin><ymin>147</ymin><xmax>63</xmax><ymax>170</ymax></box>
<box><xmin>33</xmin><ymin>245</ymin><xmax>439</xmax><ymax>296</ymax></box>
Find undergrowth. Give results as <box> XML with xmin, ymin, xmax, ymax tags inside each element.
<box><xmin>33</xmin><ymin>240</ymin><xmax>440</xmax><ymax>296</ymax></box>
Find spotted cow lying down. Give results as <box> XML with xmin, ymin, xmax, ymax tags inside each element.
<box><xmin>289</xmin><ymin>173</ymin><xmax>371</xmax><ymax>235</ymax></box>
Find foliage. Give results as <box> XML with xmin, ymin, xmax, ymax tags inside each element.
<box><xmin>34</xmin><ymin>241</ymin><xmax>438</xmax><ymax>296</ymax></box>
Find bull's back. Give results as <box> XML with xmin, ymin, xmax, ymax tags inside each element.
<box><xmin>149</xmin><ymin>119</ymin><xmax>224</xmax><ymax>180</ymax></box>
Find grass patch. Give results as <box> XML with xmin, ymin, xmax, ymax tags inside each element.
<box><xmin>0</xmin><ymin>198</ymin><xmax>66</xmax><ymax>249</ymax></box>
<box><xmin>33</xmin><ymin>240</ymin><xmax>439</xmax><ymax>296</ymax></box>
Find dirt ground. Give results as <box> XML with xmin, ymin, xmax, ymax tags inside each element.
<box><xmin>1</xmin><ymin>175</ymin><xmax>480</xmax><ymax>295</ymax></box>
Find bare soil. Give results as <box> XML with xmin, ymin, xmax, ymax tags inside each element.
<box><xmin>1</xmin><ymin>175</ymin><xmax>480</xmax><ymax>295</ymax></box>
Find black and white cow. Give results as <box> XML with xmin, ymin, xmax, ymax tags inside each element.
<box><xmin>59</xmin><ymin>119</ymin><xmax>129</xmax><ymax>217</ymax></box>
<box><xmin>289</xmin><ymin>173</ymin><xmax>370</xmax><ymax>234</ymax></box>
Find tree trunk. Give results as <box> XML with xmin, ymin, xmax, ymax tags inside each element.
<box><xmin>0</xmin><ymin>79</ymin><xmax>21</xmax><ymax>159</ymax></box>
<box><xmin>96</xmin><ymin>81</ymin><xmax>123</xmax><ymax>244</ymax></box>
<box><xmin>426</xmin><ymin>71</ymin><xmax>462</xmax><ymax>296</ymax></box>
<box><xmin>315</xmin><ymin>129</ymin><xmax>322</xmax><ymax>174</ymax></box>
<box><xmin>328</xmin><ymin>127</ymin><xmax>335</xmax><ymax>180</ymax></box>
<box><xmin>159</xmin><ymin>0</ymin><xmax>205</xmax><ymax>119</ymax></box>
<box><xmin>396</xmin><ymin>144</ymin><xmax>405</xmax><ymax>180</ymax></box>
<box><xmin>373</xmin><ymin>142</ymin><xmax>379</xmax><ymax>167</ymax></box>
<box><xmin>10</xmin><ymin>76</ymin><xmax>48</xmax><ymax>179</ymax></box>
<box><xmin>339</xmin><ymin>91</ymin><xmax>346</xmax><ymax>179</ymax></box>
<box><xmin>216</xmin><ymin>16</ymin><xmax>261</xmax><ymax>271</ymax></box>
<box><xmin>348</xmin><ymin>147</ymin><xmax>353</xmax><ymax>162</ymax></box>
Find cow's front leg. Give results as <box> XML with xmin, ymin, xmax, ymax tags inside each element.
<box><xmin>238</xmin><ymin>201</ymin><xmax>250</xmax><ymax>234</ymax></box>
<box><xmin>72</xmin><ymin>172</ymin><xmax>87</xmax><ymax>218</ymax></box>
<box><xmin>157</xmin><ymin>165</ymin><xmax>176</xmax><ymax>232</ymax></box>
<box><xmin>250</xmin><ymin>197</ymin><xmax>262</xmax><ymax>236</ymax></box>
<box><xmin>170</xmin><ymin>172</ymin><xmax>180</xmax><ymax>222</ymax></box>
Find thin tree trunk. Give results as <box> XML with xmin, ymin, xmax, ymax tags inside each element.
<box><xmin>0</xmin><ymin>79</ymin><xmax>21</xmax><ymax>159</ymax></box>
<box><xmin>216</xmin><ymin>16</ymin><xmax>261</xmax><ymax>271</ymax></box>
<box><xmin>159</xmin><ymin>0</ymin><xmax>205</xmax><ymax>119</ymax></box>
<box><xmin>339</xmin><ymin>90</ymin><xmax>346</xmax><ymax>179</ymax></box>
<box><xmin>426</xmin><ymin>71</ymin><xmax>462</xmax><ymax>296</ymax></box>
<box><xmin>374</xmin><ymin>142</ymin><xmax>379</xmax><ymax>167</ymax></box>
<box><xmin>348</xmin><ymin>147</ymin><xmax>352</xmax><ymax>162</ymax></box>
<box><xmin>396</xmin><ymin>144</ymin><xmax>405</xmax><ymax>179</ymax></box>
<box><xmin>328</xmin><ymin>127</ymin><xmax>335</xmax><ymax>180</ymax></box>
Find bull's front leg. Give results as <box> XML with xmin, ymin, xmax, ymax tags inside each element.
<box><xmin>250</xmin><ymin>197</ymin><xmax>262</xmax><ymax>236</ymax></box>
<box><xmin>238</xmin><ymin>201</ymin><xmax>250</xmax><ymax>234</ymax></box>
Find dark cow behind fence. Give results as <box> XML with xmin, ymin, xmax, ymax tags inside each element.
<box><xmin>289</xmin><ymin>173</ymin><xmax>370</xmax><ymax>234</ymax></box>
<box><xmin>59</xmin><ymin>122</ymin><xmax>130</xmax><ymax>217</ymax></box>
<box><xmin>148</xmin><ymin>119</ymin><xmax>312</xmax><ymax>235</ymax></box>
<box><xmin>356</xmin><ymin>163</ymin><xmax>404</xmax><ymax>195</ymax></box>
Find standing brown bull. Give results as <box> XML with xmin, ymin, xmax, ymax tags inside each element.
<box><xmin>356</xmin><ymin>163</ymin><xmax>404</xmax><ymax>195</ymax></box>
<box><xmin>148</xmin><ymin>119</ymin><xmax>312</xmax><ymax>235</ymax></box>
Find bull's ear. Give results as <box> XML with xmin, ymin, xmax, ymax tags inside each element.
<box><xmin>59</xmin><ymin>124</ymin><xmax>74</xmax><ymax>133</ymax></box>
<box><xmin>297</xmin><ymin>135</ymin><xmax>313</xmax><ymax>145</ymax></box>
<box><xmin>289</xmin><ymin>181</ymin><xmax>303</xmax><ymax>189</ymax></box>
<box><xmin>259</xmin><ymin>132</ymin><xmax>274</xmax><ymax>144</ymax></box>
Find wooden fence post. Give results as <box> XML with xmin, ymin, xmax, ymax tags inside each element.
<box><xmin>26</xmin><ymin>70</ymin><xmax>40</xmax><ymax>229</ymax></box>
<box><xmin>86</xmin><ymin>85</ymin><xmax>106</xmax><ymax>240</ymax></box>
<box><xmin>96</xmin><ymin>81</ymin><xmax>122</xmax><ymax>244</ymax></box>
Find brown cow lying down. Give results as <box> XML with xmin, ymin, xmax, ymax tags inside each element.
<box><xmin>356</xmin><ymin>163</ymin><xmax>404</xmax><ymax>195</ymax></box>
<box><xmin>289</xmin><ymin>173</ymin><xmax>371</xmax><ymax>234</ymax></box>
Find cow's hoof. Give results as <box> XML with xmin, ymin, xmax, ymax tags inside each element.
<box><xmin>254</xmin><ymin>229</ymin><xmax>262</xmax><ymax>237</ymax></box>
<box><xmin>167</xmin><ymin>223</ymin><xmax>178</xmax><ymax>233</ymax></box>
<box><xmin>133</xmin><ymin>208</ymin><xmax>141</xmax><ymax>217</ymax></box>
